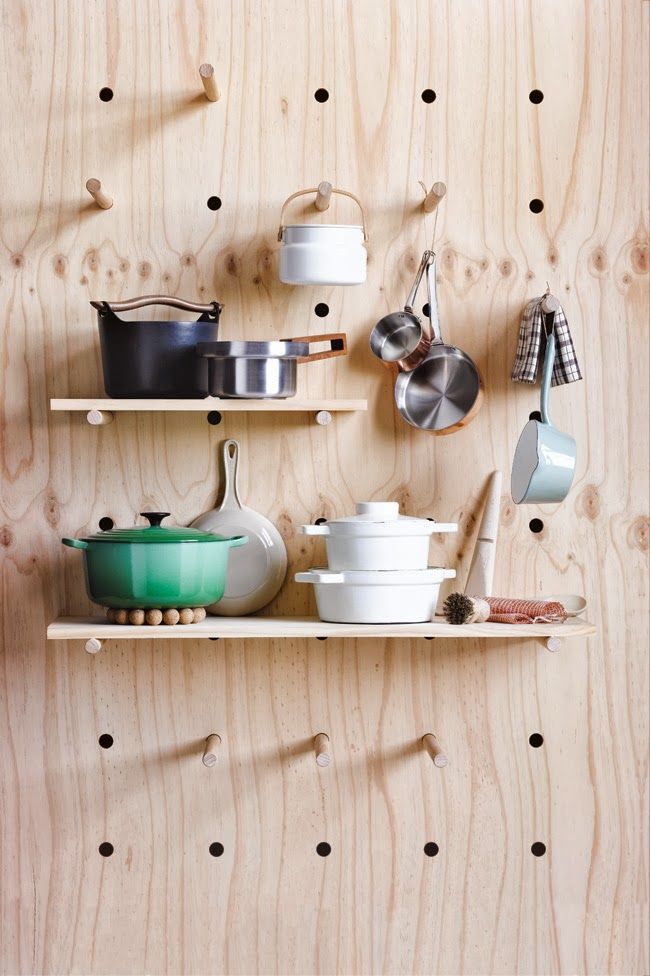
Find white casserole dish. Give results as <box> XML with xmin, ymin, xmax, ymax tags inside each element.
<box><xmin>300</xmin><ymin>501</ymin><xmax>457</xmax><ymax>571</ymax></box>
<box><xmin>295</xmin><ymin>567</ymin><xmax>456</xmax><ymax>623</ymax></box>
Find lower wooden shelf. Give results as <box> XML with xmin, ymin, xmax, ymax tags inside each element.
<box><xmin>47</xmin><ymin>615</ymin><xmax>596</xmax><ymax>648</ymax></box>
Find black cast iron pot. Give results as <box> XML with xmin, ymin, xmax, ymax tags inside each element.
<box><xmin>91</xmin><ymin>295</ymin><xmax>223</xmax><ymax>398</ymax></box>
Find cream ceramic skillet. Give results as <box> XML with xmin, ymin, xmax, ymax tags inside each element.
<box><xmin>191</xmin><ymin>440</ymin><xmax>287</xmax><ymax>615</ymax></box>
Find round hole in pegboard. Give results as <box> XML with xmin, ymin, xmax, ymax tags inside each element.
<box><xmin>529</xmin><ymin>518</ymin><xmax>544</xmax><ymax>534</ymax></box>
<box><xmin>529</xmin><ymin>732</ymin><xmax>544</xmax><ymax>748</ymax></box>
<box><xmin>529</xmin><ymin>89</ymin><xmax>544</xmax><ymax>104</ymax></box>
<box><xmin>99</xmin><ymin>516</ymin><xmax>114</xmax><ymax>531</ymax></box>
<box><xmin>314</xmin><ymin>302</ymin><xmax>330</xmax><ymax>318</ymax></box>
<box><xmin>207</xmin><ymin>196</ymin><xmax>222</xmax><ymax>211</ymax></box>
<box><xmin>209</xmin><ymin>637</ymin><xmax>219</xmax><ymax>641</ymax></box>
<box><xmin>529</xmin><ymin>410</ymin><xmax>542</xmax><ymax>421</ymax></box>
<box><xmin>316</xmin><ymin>636</ymin><xmax>328</xmax><ymax>641</ymax></box>
<box><xmin>316</xmin><ymin>842</ymin><xmax>331</xmax><ymax>857</ymax></box>
<box><xmin>207</xmin><ymin>411</ymin><xmax>222</xmax><ymax>426</ymax></box>
<box><xmin>98</xmin><ymin>733</ymin><xmax>114</xmax><ymax>749</ymax></box>
<box><xmin>209</xmin><ymin>842</ymin><xmax>225</xmax><ymax>857</ymax></box>
<box><xmin>531</xmin><ymin>841</ymin><xmax>546</xmax><ymax>857</ymax></box>
<box><xmin>422</xmin><ymin>303</ymin><xmax>430</xmax><ymax>318</ymax></box>
<box><xmin>315</xmin><ymin>517</ymin><xmax>327</xmax><ymax>525</ymax></box>
<box><xmin>421</xmin><ymin>89</ymin><xmax>437</xmax><ymax>103</ymax></box>
<box><xmin>529</xmin><ymin>198</ymin><xmax>544</xmax><ymax>213</ymax></box>
<box><xmin>99</xmin><ymin>87</ymin><xmax>114</xmax><ymax>102</ymax></box>
<box><xmin>314</xmin><ymin>88</ymin><xmax>329</xmax><ymax>103</ymax></box>
<box><xmin>98</xmin><ymin>842</ymin><xmax>114</xmax><ymax>857</ymax></box>
<box><xmin>424</xmin><ymin>842</ymin><xmax>439</xmax><ymax>857</ymax></box>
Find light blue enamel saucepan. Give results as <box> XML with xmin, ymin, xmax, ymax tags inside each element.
<box><xmin>511</xmin><ymin>308</ymin><xmax>576</xmax><ymax>504</ymax></box>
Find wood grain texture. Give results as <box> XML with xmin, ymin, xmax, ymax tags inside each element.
<box><xmin>46</xmin><ymin>615</ymin><xmax>597</xmax><ymax>641</ymax></box>
<box><xmin>0</xmin><ymin>1</ymin><xmax>648</xmax><ymax>974</ymax></box>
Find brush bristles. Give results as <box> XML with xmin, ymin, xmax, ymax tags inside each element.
<box><xmin>443</xmin><ymin>592</ymin><xmax>475</xmax><ymax>625</ymax></box>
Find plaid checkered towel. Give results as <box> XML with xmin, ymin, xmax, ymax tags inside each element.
<box><xmin>511</xmin><ymin>296</ymin><xmax>582</xmax><ymax>386</ymax></box>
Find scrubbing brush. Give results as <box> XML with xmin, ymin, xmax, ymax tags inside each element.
<box><xmin>443</xmin><ymin>592</ymin><xmax>491</xmax><ymax>625</ymax></box>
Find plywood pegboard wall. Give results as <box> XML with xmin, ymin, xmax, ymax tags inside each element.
<box><xmin>0</xmin><ymin>1</ymin><xmax>648</xmax><ymax>974</ymax></box>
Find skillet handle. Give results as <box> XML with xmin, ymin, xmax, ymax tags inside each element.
<box><xmin>425</xmin><ymin>253</ymin><xmax>443</xmax><ymax>344</ymax></box>
<box><xmin>220</xmin><ymin>440</ymin><xmax>243</xmax><ymax>511</ymax></box>
<box><xmin>290</xmin><ymin>333</ymin><xmax>347</xmax><ymax>364</ymax></box>
<box><xmin>405</xmin><ymin>250</ymin><xmax>432</xmax><ymax>313</ymax></box>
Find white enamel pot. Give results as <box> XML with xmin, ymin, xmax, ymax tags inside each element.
<box><xmin>295</xmin><ymin>567</ymin><xmax>457</xmax><ymax>624</ymax></box>
<box><xmin>300</xmin><ymin>501</ymin><xmax>457</xmax><ymax>571</ymax></box>
<box><xmin>277</xmin><ymin>187</ymin><xmax>368</xmax><ymax>285</ymax></box>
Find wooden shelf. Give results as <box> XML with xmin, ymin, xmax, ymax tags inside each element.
<box><xmin>47</xmin><ymin>615</ymin><xmax>596</xmax><ymax>649</ymax></box>
<box><xmin>50</xmin><ymin>397</ymin><xmax>367</xmax><ymax>424</ymax></box>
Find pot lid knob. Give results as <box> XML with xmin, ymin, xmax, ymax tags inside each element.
<box><xmin>140</xmin><ymin>511</ymin><xmax>170</xmax><ymax>527</ymax></box>
<box><xmin>354</xmin><ymin>501</ymin><xmax>399</xmax><ymax>520</ymax></box>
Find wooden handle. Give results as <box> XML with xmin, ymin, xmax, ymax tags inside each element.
<box><xmin>315</xmin><ymin>181</ymin><xmax>333</xmax><ymax>212</ymax></box>
<box><xmin>420</xmin><ymin>180</ymin><xmax>447</xmax><ymax>214</ymax></box>
<box><xmin>199</xmin><ymin>63</ymin><xmax>220</xmax><ymax>101</ymax></box>
<box><xmin>85</xmin><ymin>178</ymin><xmax>113</xmax><ymax>210</ymax></box>
<box><xmin>465</xmin><ymin>470</ymin><xmax>502</xmax><ymax>598</ymax></box>
<box><xmin>278</xmin><ymin>187</ymin><xmax>368</xmax><ymax>241</ymax></box>
<box><xmin>422</xmin><ymin>733</ymin><xmax>448</xmax><ymax>767</ymax></box>
<box><xmin>291</xmin><ymin>333</ymin><xmax>347</xmax><ymax>364</ymax></box>
<box><xmin>202</xmin><ymin>733</ymin><xmax>221</xmax><ymax>767</ymax></box>
<box><xmin>314</xmin><ymin>733</ymin><xmax>331</xmax><ymax>767</ymax></box>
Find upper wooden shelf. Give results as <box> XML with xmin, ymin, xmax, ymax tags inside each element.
<box><xmin>47</xmin><ymin>615</ymin><xmax>596</xmax><ymax>653</ymax></box>
<box><xmin>50</xmin><ymin>397</ymin><xmax>367</xmax><ymax>426</ymax></box>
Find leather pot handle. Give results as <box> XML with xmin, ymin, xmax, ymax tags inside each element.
<box><xmin>90</xmin><ymin>295</ymin><xmax>223</xmax><ymax>319</ymax></box>
<box><xmin>277</xmin><ymin>187</ymin><xmax>368</xmax><ymax>241</ymax></box>
<box><xmin>289</xmin><ymin>333</ymin><xmax>348</xmax><ymax>364</ymax></box>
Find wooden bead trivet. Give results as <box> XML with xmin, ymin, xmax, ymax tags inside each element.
<box><xmin>106</xmin><ymin>607</ymin><xmax>208</xmax><ymax>626</ymax></box>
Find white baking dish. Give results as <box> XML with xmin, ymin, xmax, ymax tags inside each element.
<box><xmin>300</xmin><ymin>501</ymin><xmax>457</xmax><ymax>571</ymax></box>
<box><xmin>295</xmin><ymin>567</ymin><xmax>456</xmax><ymax>623</ymax></box>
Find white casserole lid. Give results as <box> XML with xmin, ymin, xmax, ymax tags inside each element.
<box><xmin>300</xmin><ymin>501</ymin><xmax>457</xmax><ymax>538</ymax></box>
<box><xmin>295</xmin><ymin>567</ymin><xmax>456</xmax><ymax>585</ymax></box>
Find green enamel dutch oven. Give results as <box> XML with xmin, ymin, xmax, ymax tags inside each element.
<box><xmin>62</xmin><ymin>512</ymin><xmax>247</xmax><ymax>609</ymax></box>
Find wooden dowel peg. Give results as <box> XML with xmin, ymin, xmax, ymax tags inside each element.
<box><xmin>85</xmin><ymin>637</ymin><xmax>102</xmax><ymax>654</ymax></box>
<box><xmin>86</xmin><ymin>409</ymin><xmax>114</xmax><ymax>426</ymax></box>
<box><xmin>541</xmin><ymin>293</ymin><xmax>560</xmax><ymax>314</ymax></box>
<box><xmin>422</xmin><ymin>733</ymin><xmax>448</xmax><ymax>767</ymax></box>
<box><xmin>199</xmin><ymin>63</ymin><xmax>220</xmax><ymax>102</ymax></box>
<box><xmin>543</xmin><ymin>636</ymin><xmax>562</xmax><ymax>653</ymax></box>
<box><xmin>85</xmin><ymin>178</ymin><xmax>113</xmax><ymax>210</ymax></box>
<box><xmin>315</xmin><ymin>181</ymin><xmax>333</xmax><ymax>212</ymax></box>
<box><xmin>420</xmin><ymin>180</ymin><xmax>447</xmax><ymax>213</ymax></box>
<box><xmin>315</xmin><ymin>410</ymin><xmax>332</xmax><ymax>426</ymax></box>
<box><xmin>314</xmin><ymin>732</ymin><xmax>331</xmax><ymax>767</ymax></box>
<box><xmin>202</xmin><ymin>733</ymin><xmax>221</xmax><ymax>767</ymax></box>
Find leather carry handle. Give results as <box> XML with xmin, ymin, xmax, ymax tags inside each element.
<box><xmin>277</xmin><ymin>188</ymin><xmax>368</xmax><ymax>241</ymax></box>
<box><xmin>90</xmin><ymin>295</ymin><xmax>223</xmax><ymax>318</ymax></box>
<box><xmin>289</xmin><ymin>333</ymin><xmax>348</xmax><ymax>364</ymax></box>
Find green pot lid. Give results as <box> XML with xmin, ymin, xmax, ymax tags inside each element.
<box><xmin>82</xmin><ymin>512</ymin><xmax>230</xmax><ymax>544</ymax></box>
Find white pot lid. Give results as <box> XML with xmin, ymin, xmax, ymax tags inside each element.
<box><xmin>295</xmin><ymin>567</ymin><xmax>456</xmax><ymax>585</ymax></box>
<box><xmin>300</xmin><ymin>501</ymin><xmax>457</xmax><ymax>538</ymax></box>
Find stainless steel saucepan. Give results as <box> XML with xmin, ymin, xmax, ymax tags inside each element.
<box><xmin>197</xmin><ymin>333</ymin><xmax>347</xmax><ymax>398</ymax></box>
<box><xmin>370</xmin><ymin>250</ymin><xmax>433</xmax><ymax>371</ymax></box>
<box><xmin>394</xmin><ymin>254</ymin><xmax>483</xmax><ymax>432</ymax></box>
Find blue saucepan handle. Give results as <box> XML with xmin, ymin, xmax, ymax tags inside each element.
<box><xmin>540</xmin><ymin>330</ymin><xmax>556</xmax><ymax>426</ymax></box>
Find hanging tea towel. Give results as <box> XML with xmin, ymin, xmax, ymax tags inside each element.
<box><xmin>511</xmin><ymin>295</ymin><xmax>582</xmax><ymax>386</ymax></box>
